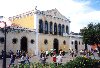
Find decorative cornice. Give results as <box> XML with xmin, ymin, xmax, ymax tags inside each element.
<box><xmin>8</xmin><ymin>10</ymin><xmax>35</xmax><ymax>21</ymax></box>
<box><xmin>8</xmin><ymin>8</ymin><xmax>71</xmax><ymax>24</ymax></box>
<box><xmin>0</xmin><ymin>25</ymin><xmax>34</xmax><ymax>33</ymax></box>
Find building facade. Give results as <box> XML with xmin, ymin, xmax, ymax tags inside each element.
<box><xmin>69</xmin><ymin>32</ymin><xmax>85</xmax><ymax>52</ymax></box>
<box><xmin>0</xmin><ymin>8</ymin><xmax>85</xmax><ymax>55</ymax></box>
<box><xmin>0</xmin><ymin>26</ymin><xmax>36</xmax><ymax>55</ymax></box>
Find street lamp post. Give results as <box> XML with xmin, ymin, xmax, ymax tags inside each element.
<box><xmin>0</xmin><ymin>21</ymin><xmax>7</xmax><ymax>68</ymax></box>
<box><xmin>3</xmin><ymin>21</ymin><xmax>6</xmax><ymax>68</ymax></box>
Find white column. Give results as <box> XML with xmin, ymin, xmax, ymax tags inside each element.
<box><xmin>34</xmin><ymin>11</ymin><xmax>39</xmax><ymax>56</ymax></box>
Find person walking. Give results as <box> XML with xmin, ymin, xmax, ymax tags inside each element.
<box><xmin>8</xmin><ymin>54</ymin><xmax>15</xmax><ymax>68</ymax></box>
<box><xmin>20</xmin><ymin>55</ymin><xmax>25</xmax><ymax>64</ymax></box>
<box><xmin>25</xmin><ymin>53</ymin><xmax>30</xmax><ymax>65</ymax></box>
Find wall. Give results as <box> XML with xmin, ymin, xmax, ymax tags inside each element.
<box><xmin>0</xmin><ymin>30</ymin><xmax>36</xmax><ymax>56</ymax></box>
<box><xmin>36</xmin><ymin>9</ymin><xmax>70</xmax><ymax>53</ymax></box>
<box><xmin>11</xmin><ymin>15</ymin><xmax>34</xmax><ymax>29</ymax></box>
<box><xmin>38</xmin><ymin>34</ymin><xmax>69</xmax><ymax>52</ymax></box>
<box><xmin>69</xmin><ymin>35</ymin><xmax>84</xmax><ymax>51</ymax></box>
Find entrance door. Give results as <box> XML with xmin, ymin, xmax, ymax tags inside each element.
<box><xmin>20</xmin><ymin>36</ymin><xmax>28</xmax><ymax>52</ymax></box>
<box><xmin>75</xmin><ymin>40</ymin><xmax>78</xmax><ymax>50</ymax></box>
<box><xmin>53</xmin><ymin>38</ymin><xmax>59</xmax><ymax>53</ymax></box>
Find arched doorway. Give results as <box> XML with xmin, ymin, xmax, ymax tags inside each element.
<box><xmin>20</xmin><ymin>36</ymin><xmax>28</xmax><ymax>52</ymax></box>
<box><xmin>75</xmin><ymin>40</ymin><xmax>78</xmax><ymax>50</ymax></box>
<box><xmin>53</xmin><ymin>38</ymin><xmax>59</xmax><ymax>53</ymax></box>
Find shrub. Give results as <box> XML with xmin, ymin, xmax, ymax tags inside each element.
<box><xmin>65</xmin><ymin>56</ymin><xmax>99</xmax><ymax>68</ymax></box>
<box><xmin>11</xmin><ymin>56</ymin><xmax>100</xmax><ymax>68</ymax></box>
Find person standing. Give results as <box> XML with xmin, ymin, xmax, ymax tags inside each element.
<box><xmin>52</xmin><ymin>54</ymin><xmax>57</xmax><ymax>66</ymax></box>
<box><xmin>40</xmin><ymin>53</ymin><xmax>47</xmax><ymax>65</ymax></box>
<box><xmin>52</xmin><ymin>54</ymin><xmax>56</xmax><ymax>63</ymax></box>
<box><xmin>16</xmin><ymin>50</ymin><xmax>19</xmax><ymax>58</ymax></box>
<box><xmin>25</xmin><ymin>53</ymin><xmax>30</xmax><ymax>65</ymax></box>
<box><xmin>1</xmin><ymin>50</ymin><xmax>4</xmax><ymax>59</ymax></box>
<box><xmin>45</xmin><ymin>50</ymin><xmax>49</xmax><ymax>57</ymax></box>
<box><xmin>20</xmin><ymin>55</ymin><xmax>25</xmax><ymax>64</ymax></box>
<box><xmin>69</xmin><ymin>49</ymin><xmax>71</xmax><ymax>55</ymax></box>
<box><xmin>9</xmin><ymin>50</ymin><xmax>14</xmax><ymax>57</ymax></box>
<box><xmin>71</xmin><ymin>49</ymin><xmax>74</xmax><ymax>57</ymax></box>
<box><xmin>56</xmin><ymin>54</ymin><xmax>62</xmax><ymax>66</ymax></box>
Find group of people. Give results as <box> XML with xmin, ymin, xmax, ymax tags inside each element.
<box><xmin>2</xmin><ymin>48</ymin><xmax>97</xmax><ymax>67</ymax></box>
<box><xmin>80</xmin><ymin>49</ymin><xmax>99</xmax><ymax>59</ymax></box>
<box><xmin>52</xmin><ymin>54</ymin><xmax>63</xmax><ymax>66</ymax></box>
<box><xmin>39</xmin><ymin>49</ymin><xmax>65</xmax><ymax>66</ymax></box>
<box><xmin>69</xmin><ymin>49</ymin><xmax>78</xmax><ymax>57</ymax></box>
<box><xmin>8</xmin><ymin>50</ymin><xmax>30</xmax><ymax>68</ymax></box>
<box><xmin>69</xmin><ymin>48</ymin><xmax>99</xmax><ymax>59</ymax></box>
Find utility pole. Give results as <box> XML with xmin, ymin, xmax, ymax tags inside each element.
<box><xmin>2</xmin><ymin>21</ymin><xmax>6</xmax><ymax>68</ymax></box>
<box><xmin>0</xmin><ymin>17</ymin><xmax>7</xmax><ymax>68</ymax></box>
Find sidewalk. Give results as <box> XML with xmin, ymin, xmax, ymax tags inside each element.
<box><xmin>0</xmin><ymin>53</ymin><xmax>79</xmax><ymax>68</ymax></box>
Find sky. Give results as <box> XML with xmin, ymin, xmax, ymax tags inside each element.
<box><xmin>0</xmin><ymin>0</ymin><xmax>100</xmax><ymax>33</ymax></box>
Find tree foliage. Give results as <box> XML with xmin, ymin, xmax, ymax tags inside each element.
<box><xmin>80</xmin><ymin>23</ymin><xmax>100</xmax><ymax>56</ymax></box>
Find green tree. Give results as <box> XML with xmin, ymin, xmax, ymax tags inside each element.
<box><xmin>80</xmin><ymin>23</ymin><xmax>100</xmax><ymax>57</ymax></box>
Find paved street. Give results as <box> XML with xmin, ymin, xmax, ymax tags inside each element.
<box><xmin>0</xmin><ymin>54</ymin><xmax>100</xmax><ymax>68</ymax></box>
<box><xmin>0</xmin><ymin>53</ymin><xmax>76</xmax><ymax>68</ymax></box>
<box><xmin>0</xmin><ymin>53</ymin><xmax>99</xmax><ymax>68</ymax></box>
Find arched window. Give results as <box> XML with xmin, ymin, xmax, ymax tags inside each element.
<box><xmin>75</xmin><ymin>40</ymin><xmax>78</xmax><ymax>50</ymax></box>
<box><xmin>66</xmin><ymin>25</ymin><xmax>69</xmax><ymax>34</ymax></box>
<box><xmin>79</xmin><ymin>41</ymin><xmax>80</xmax><ymax>45</ymax></box>
<box><xmin>71</xmin><ymin>41</ymin><xmax>73</xmax><ymax>45</ymax></box>
<box><xmin>39</xmin><ymin>19</ymin><xmax>43</xmax><ymax>33</ymax></box>
<box><xmin>0</xmin><ymin>37</ymin><xmax>4</xmax><ymax>44</ymax></box>
<box><xmin>54</xmin><ymin>23</ymin><xmax>57</xmax><ymax>35</ymax></box>
<box><xmin>62</xmin><ymin>25</ymin><xmax>65</xmax><ymax>35</ymax></box>
<box><xmin>45</xmin><ymin>21</ymin><xmax>48</xmax><ymax>34</ymax></box>
<box><xmin>63</xmin><ymin>40</ymin><xmax>66</xmax><ymax>45</ymax></box>
<box><xmin>58</xmin><ymin>24</ymin><xmax>61</xmax><ymax>35</ymax></box>
<box><xmin>30</xmin><ymin>39</ymin><xmax>35</xmax><ymax>44</ymax></box>
<box><xmin>44</xmin><ymin>39</ymin><xmax>48</xmax><ymax>45</ymax></box>
<box><xmin>50</xmin><ymin>22</ymin><xmax>53</xmax><ymax>34</ymax></box>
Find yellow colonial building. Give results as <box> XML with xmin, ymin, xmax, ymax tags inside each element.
<box><xmin>0</xmin><ymin>8</ymin><xmax>84</xmax><ymax>56</ymax></box>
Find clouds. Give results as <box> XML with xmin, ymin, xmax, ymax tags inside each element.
<box><xmin>0</xmin><ymin>17</ymin><xmax>12</xmax><ymax>28</ymax></box>
<box><xmin>87</xmin><ymin>0</ymin><xmax>100</xmax><ymax>10</ymax></box>
<box><xmin>0</xmin><ymin>0</ymin><xmax>35</xmax><ymax>17</ymax></box>
<box><xmin>31</xmin><ymin>0</ymin><xmax>100</xmax><ymax>33</ymax></box>
<box><xmin>0</xmin><ymin>0</ymin><xmax>100</xmax><ymax>33</ymax></box>
<box><xmin>70</xmin><ymin>2</ymin><xmax>100</xmax><ymax>32</ymax></box>
<box><xmin>70</xmin><ymin>10</ymin><xmax>100</xmax><ymax>32</ymax></box>
<box><xmin>35</xmin><ymin>0</ymin><xmax>95</xmax><ymax>32</ymax></box>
